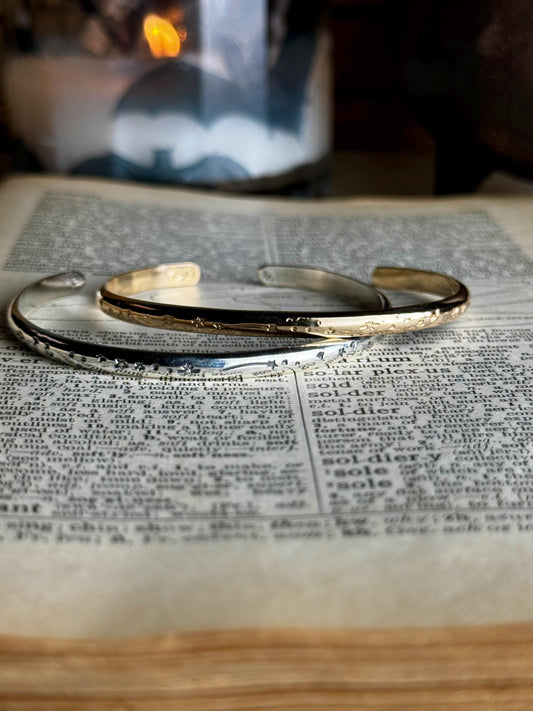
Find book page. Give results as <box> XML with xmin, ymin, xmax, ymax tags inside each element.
<box><xmin>0</xmin><ymin>175</ymin><xmax>532</xmax><ymax>637</ymax></box>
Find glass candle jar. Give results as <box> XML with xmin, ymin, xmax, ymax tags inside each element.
<box><xmin>2</xmin><ymin>0</ymin><xmax>331</xmax><ymax>194</ymax></box>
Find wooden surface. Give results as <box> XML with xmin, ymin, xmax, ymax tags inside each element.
<box><xmin>1</xmin><ymin>624</ymin><xmax>533</xmax><ymax>709</ymax></box>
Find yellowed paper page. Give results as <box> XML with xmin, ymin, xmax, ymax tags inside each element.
<box><xmin>0</xmin><ymin>175</ymin><xmax>531</xmax><ymax>637</ymax></box>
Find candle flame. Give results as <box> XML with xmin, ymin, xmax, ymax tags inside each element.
<box><xmin>143</xmin><ymin>14</ymin><xmax>181</xmax><ymax>58</ymax></box>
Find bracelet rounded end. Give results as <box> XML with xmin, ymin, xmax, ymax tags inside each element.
<box><xmin>41</xmin><ymin>271</ymin><xmax>86</xmax><ymax>290</ymax></box>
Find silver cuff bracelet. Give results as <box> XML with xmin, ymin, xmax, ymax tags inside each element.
<box><xmin>7</xmin><ymin>271</ymin><xmax>376</xmax><ymax>380</ymax></box>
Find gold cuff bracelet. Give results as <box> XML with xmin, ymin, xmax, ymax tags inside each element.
<box><xmin>97</xmin><ymin>263</ymin><xmax>469</xmax><ymax>338</ymax></box>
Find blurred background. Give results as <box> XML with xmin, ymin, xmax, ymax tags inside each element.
<box><xmin>0</xmin><ymin>0</ymin><xmax>532</xmax><ymax>197</ymax></box>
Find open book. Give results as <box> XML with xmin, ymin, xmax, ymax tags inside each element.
<box><xmin>1</xmin><ymin>175</ymin><xmax>532</xmax><ymax>707</ymax></box>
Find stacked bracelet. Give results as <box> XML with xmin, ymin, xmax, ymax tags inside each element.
<box><xmin>7</xmin><ymin>270</ymin><xmax>375</xmax><ymax>380</ymax></box>
<box><xmin>97</xmin><ymin>263</ymin><xmax>469</xmax><ymax>338</ymax></box>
